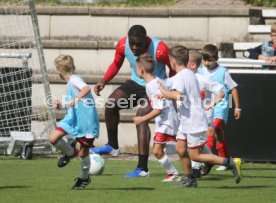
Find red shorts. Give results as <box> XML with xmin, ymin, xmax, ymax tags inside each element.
<box><xmin>211</xmin><ymin>118</ymin><xmax>225</xmax><ymax>131</ymax></box>
<box><xmin>154</xmin><ymin>132</ymin><xmax>176</xmax><ymax>144</ymax></box>
<box><xmin>55</xmin><ymin>127</ymin><xmax>95</xmax><ymax>148</ymax></box>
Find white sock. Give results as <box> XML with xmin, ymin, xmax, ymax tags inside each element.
<box><xmin>158</xmin><ymin>154</ymin><xmax>178</xmax><ymax>175</ymax></box>
<box><xmin>54</xmin><ymin>139</ymin><xmax>74</xmax><ymax>157</ymax></box>
<box><xmin>79</xmin><ymin>155</ymin><xmax>91</xmax><ymax>180</ymax></box>
<box><xmin>192</xmin><ymin>161</ymin><xmax>202</xmax><ymax>170</ymax></box>
<box><xmin>201</xmin><ymin>145</ymin><xmax>212</xmax><ymax>154</ymax></box>
<box><xmin>164</xmin><ymin>142</ymin><xmax>177</xmax><ymax>155</ymax></box>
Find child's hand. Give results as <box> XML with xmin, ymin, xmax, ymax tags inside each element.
<box><xmin>234</xmin><ymin>109</ymin><xmax>241</xmax><ymax>120</ymax></box>
<box><xmin>204</xmin><ymin>104</ymin><xmax>212</xmax><ymax>110</ymax></box>
<box><xmin>133</xmin><ymin>116</ymin><xmax>144</xmax><ymax>125</ymax></box>
<box><xmin>155</xmin><ymin>94</ymin><xmax>165</xmax><ymax>100</ymax></box>
<box><xmin>53</xmin><ymin>100</ymin><xmax>61</xmax><ymax>109</ymax></box>
<box><xmin>158</xmin><ymin>81</ymin><xmax>165</xmax><ymax>91</ymax></box>
<box><xmin>69</xmin><ymin>97</ymin><xmax>79</xmax><ymax>106</ymax></box>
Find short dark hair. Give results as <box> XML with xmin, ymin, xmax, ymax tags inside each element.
<box><xmin>202</xmin><ymin>44</ymin><xmax>219</xmax><ymax>61</ymax></box>
<box><xmin>189</xmin><ymin>49</ymin><xmax>202</xmax><ymax>67</ymax></box>
<box><xmin>128</xmin><ymin>25</ymin><xmax>147</xmax><ymax>38</ymax></box>
<box><xmin>169</xmin><ymin>45</ymin><xmax>189</xmax><ymax>66</ymax></box>
<box><xmin>136</xmin><ymin>53</ymin><xmax>154</xmax><ymax>74</ymax></box>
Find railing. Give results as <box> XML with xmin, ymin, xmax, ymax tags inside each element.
<box><xmin>218</xmin><ymin>58</ymin><xmax>276</xmax><ymax>69</ymax></box>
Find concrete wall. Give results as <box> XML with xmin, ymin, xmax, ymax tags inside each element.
<box><xmin>35</xmin><ymin>8</ymin><xmax>250</xmax><ymax>42</ymax></box>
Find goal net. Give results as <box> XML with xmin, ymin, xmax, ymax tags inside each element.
<box><xmin>0</xmin><ymin>0</ymin><xmax>55</xmax><ymax>156</ymax></box>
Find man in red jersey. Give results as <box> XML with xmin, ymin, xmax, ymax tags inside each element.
<box><xmin>91</xmin><ymin>25</ymin><xmax>175</xmax><ymax>177</ymax></box>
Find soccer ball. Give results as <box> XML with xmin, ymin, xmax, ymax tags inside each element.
<box><xmin>89</xmin><ymin>153</ymin><xmax>105</xmax><ymax>175</ymax></box>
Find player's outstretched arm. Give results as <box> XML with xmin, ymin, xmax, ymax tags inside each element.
<box><xmin>70</xmin><ymin>86</ymin><xmax>91</xmax><ymax>106</ymax></box>
<box><xmin>231</xmin><ymin>87</ymin><xmax>241</xmax><ymax>120</ymax></box>
<box><xmin>94</xmin><ymin>80</ymin><xmax>107</xmax><ymax>96</ymax></box>
<box><xmin>204</xmin><ymin>91</ymin><xmax>225</xmax><ymax>110</ymax></box>
<box><xmin>94</xmin><ymin>38</ymin><xmax>126</xmax><ymax>96</ymax></box>
<box><xmin>159</xmin><ymin>81</ymin><xmax>181</xmax><ymax>100</ymax></box>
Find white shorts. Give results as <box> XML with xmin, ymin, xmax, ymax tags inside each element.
<box><xmin>176</xmin><ymin>131</ymin><xmax>207</xmax><ymax>149</ymax></box>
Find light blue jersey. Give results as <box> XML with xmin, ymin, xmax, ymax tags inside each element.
<box><xmin>58</xmin><ymin>76</ymin><xmax>99</xmax><ymax>138</ymax></box>
<box><xmin>198</xmin><ymin>65</ymin><xmax>230</xmax><ymax>123</ymax></box>
<box><xmin>124</xmin><ymin>37</ymin><xmax>167</xmax><ymax>86</ymax></box>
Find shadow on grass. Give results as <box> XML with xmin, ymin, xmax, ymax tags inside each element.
<box><xmin>241</xmin><ymin>175</ymin><xmax>276</xmax><ymax>179</ymax></box>
<box><xmin>88</xmin><ymin>187</ymin><xmax>155</xmax><ymax>191</ymax></box>
<box><xmin>242</xmin><ymin>168</ymin><xmax>276</xmax><ymax>171</ymax></box>
<box><xmin>199</xmin><ymin>185</ymin><xmax>273</xmax><ymax>189</ymax></box>
<box><xmin>0</xmin><ymin>185</ymin><xmax>30</xmax><ymax>190</ymax></box>
<box><xmin>201</xmin><ymin>173</ymin><xmax>276</xmax><ymax>179</ymax></box>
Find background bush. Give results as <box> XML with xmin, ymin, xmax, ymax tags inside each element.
<box><xmin>242</xmin><ymin>0</ymin><xmax>276</xmax><ymax>7</ymax></box>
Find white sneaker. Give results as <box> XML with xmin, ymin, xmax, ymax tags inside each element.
<box><xmin>110</xmin><ymin>148</ymin><xmax>120</xmax><ymax>157</ymax></box>
<box><xmin>162</xmin><ymin>174</ymin><xmax>181</xmax><ymax>182</ymax></box>
<box><xmin>216</xmin><ymin>165</ymin><xmax>229</xmax><ymax>171</ymax></box>
<box><xmin>124</xmin><ymin>168</ymin><xmax>150</xmax><ymax>178</ymax></box>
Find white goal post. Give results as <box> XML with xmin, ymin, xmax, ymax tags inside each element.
<box><xmin>0</xmin><ymin>0</ymin><xmax>55</xmax><ymax>158</ymax></box>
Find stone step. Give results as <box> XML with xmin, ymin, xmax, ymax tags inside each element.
<box><xmin>248</xmin><ymin>25</ymin><xmax>270</xmax><ymax>33</ymax></box>
<box><xmin>262</xmin><ymin>9</ymin><xmax>276</xmax><ymax>18</ymax></box>
<box><xmin>40</xmin><ymin>39</ymin><xmax>219</xmax><ymax>74</ymax></box>
<box><xmin>36</xmin><ymin>39</ymin><xmax>249</xmax><ymax>74</ymax></box>
<box><xmin>0</xmin><ymin>6</ymin><xmax>250</xmax><ymax>43</ymax></box>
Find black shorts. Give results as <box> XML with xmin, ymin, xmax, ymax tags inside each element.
<box><xmin>117</xmin><ymin>80</ymin><xmax>148</xmax><ymax>108</ymax></box>
<box><xmin>118</xmin><ymin>80</ymin><xmax>147</xmax><ymax>99</ymax></box>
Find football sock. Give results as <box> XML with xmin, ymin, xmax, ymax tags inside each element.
<box><xmin>79</xmin><ymin>155</ymin><xmax>91</xmax><ymax>180</ymax></box>
<box><xmin>192</xmin><ymin>161</ymin><xmax>202</xmax><ymax>170</ymax></box>
<box><xmin>54</xmin><ymin>139</ymin><xmax>74</xmax><ymax>157</ymax></box>
<box><xmin>207</xmin><ymin>135</ymin><xmax>215</xmax><ymax>151</ymax></box>
<box><xmin>164</xmin><ymin>142</ymin><xmax>177</xmax><ymax>155</ymax></box>
<box><xmin>107</xmin><ymin>128</ymin><xmax>119</xmax><ymax>150</ymax></box>
<box><xmin>137</xmin><ymin>155</ymin><xmax>149</xmax><ymax>172</ymax></box>
<box><xmin>158</xmin><ymin>154</ymin><xmax>178</xmax><ymax>175</ymax></box>
<box><xmin>222</xmin><ymin>158</ymin><xmax>230</xmax><ymax>166</ymax></box>
<box><xmin>185</xmin><ymin>173</ymin><xmax>195</xmax><ymax>179</ymax></box>
<box><xmin>216</xmin><ymin>141</ymin><xmax>229</xmax><ymax>158</ymax></box>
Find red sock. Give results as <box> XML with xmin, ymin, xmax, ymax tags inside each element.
<box><xmin>216</xmin><ymin>141</ymin><xmax>229</xmax><ymax>158</ymax></box>
<box><xmin>207</xmin><ymin>136</ymin><xmax>215</xmax><ymax>151</ymax></box>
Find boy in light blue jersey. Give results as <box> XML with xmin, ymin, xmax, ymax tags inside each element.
<box><xmin>198</xmin><ymin>44</ymin><xmax>241</xmax><ymax>172</ymax></box>
<box><xmin>48</xmin><ymin>55</ymin><xmax>99</xmax><ymax>190</ymax></box>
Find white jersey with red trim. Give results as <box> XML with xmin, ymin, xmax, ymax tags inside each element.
<box><xmin>146</xmin><ymin>77</ymin><xmax>179</xmax><ymax>136</ymax></box>
<box><xmin>171</xmin><ymin>69</ymin><xmax>208</xmax><ymax>134</ymax></box>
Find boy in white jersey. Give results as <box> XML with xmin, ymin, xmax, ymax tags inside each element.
<box><xmin>159</xmin><ymin>46</ymin><xmax>241</xmax><ymax>187</ymax></box>
<box><xmin>198</xmin><ymin>44</ymin><xmax>242</xmax><ymax>172</ymax></box>
<box><xmin>133</xmin><ymin>53</ymin><xmax>181</xmax><ymax>182</ymax></box>
<box><xmin>188</xmin><ymin>50</ymin><xmax>225</xmax><ymax>177</ymax></box>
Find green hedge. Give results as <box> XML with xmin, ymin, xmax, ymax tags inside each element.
<box><xmin>242</xmin><ymin>0</ymin><xmax>276</xmax><ymax>7</ymax></box>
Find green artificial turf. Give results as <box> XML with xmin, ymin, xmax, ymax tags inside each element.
<box><xmin>0</xmin><ymin>156</ymin><xmax>276</xmax><ymax>203</ymax></box>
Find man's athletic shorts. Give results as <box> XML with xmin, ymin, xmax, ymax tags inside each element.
<box><xmin>117</xmin><ymin>80</ymin><xmax>148</xmax><ymax>107</ymax></box>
